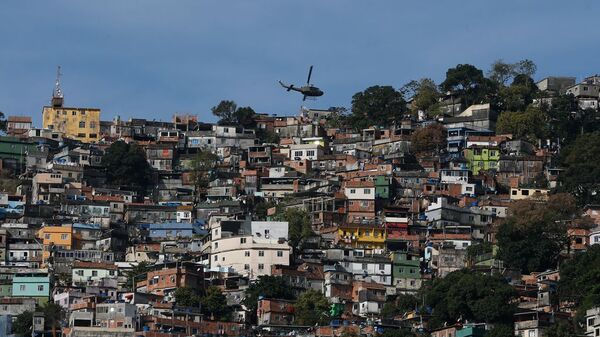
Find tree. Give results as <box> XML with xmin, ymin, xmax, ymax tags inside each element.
<box><xmin>13</xmin><ymin>310</ymin><xmax>33</xmax><ymax>336</ymax></box>
<box><xmin>410</xmin><ymin>123</ymin><xmax>447</xmax><ymax>154</ymax></box>
<box><xmin>0</xmin><ymin>111</ymin><xmax>6</xmax><ymax>132</ymax></box>
<box><xmin>233</xmin><ymin>106</ymin><xmax>257</xmax><ymax>129</ymax></box>
<box><xmin>495</xmin><ymin>106</ymin><xmax>547</xmax><ymax>141</ymax></box>
<box><xmin>402</xmin><ymin>79</ymin><xmax>441</xmax><ymax>115</ymax></box>
<box><xmin>243</xmin><ymin>275</ymin><xmax>295</xmax><ymax>323</ymax></box>
<box><xmin>441</xmin><ymin>64</ymin><xmax>496</xmax><ymax>107</ymax></box>
<box><xmin>488</xmin><ymin>60</ymin><xmax>515</xmax><ymax>86</ymax></box>
<box><xmin>546</xmin><ymin>321</ymin><xmax>579</xmax><ymax>337</ymax></box>
<box><xmin>175</xmin><ymin>287</ymin><xmax>201</xmax><ymax>307</ymax></box>
<box><xmin>256</xmin><ymin>128</ymin><xmax>280</xmax><ymax>144</ymax></box>
<box><xmin>294</xmin><ymin>289</ymin><xmax>330</xmax><ymax>325</ymax></box>
<box><xmin>189</xmin><ymin>149</ymin><xmax>219</xmax><ymax>204</ymax></box>
<box><xmin>497</xmin><ymin>75</ymin><xmax>538</xmax><ymax>112</ymax></box>
<box><xmin>102</xmin><ymin>141</ymin><xmax>153</xmax><ymax>196</ymax></box>
<box><xmin>558</xmin><ymin>245</ymin><xmax>600</xmax><ymax>322</ymax></box>
<box><xmin>201</xmin><ymin>286</ymin><xmax>233</xmax><ymax>321</ymax></box>
<box><xmin>514</xmin><ymin>59</ymin><xmax>537</xmax><ymax>78</ymax></box>
<box><xmin>466</xmin><ymin>242</ymin><xmax>493</xmax><ymax>264</ymax></box>
<box><xmin>485</xmin><ymin>324</ymin><xmax>513</xmax><ymax>337</ymax></box>
<box><xmin>560</xmin><ymin>132</ymin><xmax>600</xmax><ymax>205</ymax></box>
<box><xmin>276</xmin><ymin>207</ymin><xmax>314</xmax><ymax>251</ymax></box>
<box><xmin>381</xmin><ymin>293</ymin><xmax>419</xmax><ymax>319</ymax></box>
<box><xmin>42</xmin><ymin>302</ymin><xmax>65</xmax><ymax>337</ymax></box>
<box><xmin>125</xmin><ymin>261</ymin><xmax>152</xmax><ymax>291</ymax></box>
<box><xmin>496</xmin><ymin>194</ymin><xmax>577</xmax><ymax>274</ymax></box>
<box><xmin>211</xmin><ymin>100</ymin><xmax>258</xmax><ymax>128</ymax></box>
<box><xmin>377</xmin><ymin>329</ymin><xmax>421</xmax><ymax>337</ymax></box>
<box><xmin>423</xmin><ymin>269</ymin><xmax>517</xmax><ymax>329</ymax></box>
<box><xmin>212</xmin><ymin>100</ymin><xmax>238</xmax><ymax>125</ymax></box>
<box><xmin>348</xmin><ymin>86</ymin><xmax>406</xmax><ymax>130</ymax></box>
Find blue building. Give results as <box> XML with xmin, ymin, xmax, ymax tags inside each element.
<box><xmin>139</xmin><ymin>222</ymin><xmax>206</xmax><ymax>240</ymax></box>
<box><xmin>11</xmin><ymin>273</ymin><xmax>50</xmax><ymax>305</ymax></box>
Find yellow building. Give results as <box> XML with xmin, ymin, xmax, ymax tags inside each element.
<box><xmin>38</xmin><ymin>225</ymin><xmax>73</xmax><ymax>265</ymax></box>
<box><xmin>42</xmin><ymin>68</ymin><xmax>101</xmax><ymax>143</ymax></box>
<box><xmin>338</xmin><ymin>224</ymin><xmax>387</xmax><ymax>249</ymax></box>
<box><xmin>42</xmin><ymin>106</ymin><xmax>101</xmax><ymax>143</ymax></box>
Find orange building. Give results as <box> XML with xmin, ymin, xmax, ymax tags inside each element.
<box><xmin>38</xmin><ymin>225</ymin><xmax>73</xmax><ymax>265</ymax></box>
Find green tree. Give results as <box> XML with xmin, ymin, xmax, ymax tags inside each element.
<box><xmin>466</xmin><ymin>242</ymin><xmax>493</xmax><ymax>264</ymax></box>
<box><xmin>294</xmin><ymin>289</ymin><xmax>330</xmax><ymax>325</ymax></box>
<box><xmin>256</xmin><ymin>128</ymin><xmax>280</xmax><ymax>144</ymax></box>
<box><xmin>348</xmin><ymin>86</ymin><xmax>406</xmax><ymax>130</ymax></box>
<box><xmin>423</xmin><ymin>269</ymin><xmax>517</xmax><ymax>329</ymax></box>
<box><xmin>233</xmin><ymin>106</ymin><xmax>257</xmax><ymax>129</ymax></box>
<box><xmin>212</xmin><ymin>100</ymin><xmax>238</xmax><ymax>125</ymax></box>
<box><xmin>485</xmin><ymin>324</ymin><xmax>513</xmax><ymax>337</ymax></box>
<box><xmin>190</xmin><ymin>149</ymin><xmax>219</xmax><ymax>204</ymax></box>
<box><xmin>488</xmin><ymin>59</ymin><xmax>515</xmax><ymax>86</ymax></box>
<box><xmin>496</xmin><ymin>194</ymin><xmax>576</xmax><ymax>274</ymax></box>
<box><xmin>514</xmin><ymin>59</ymin><xmax>537</xmax><ymax>78</ymax></box>
<box><xmin>560</xmin><ymin>132</ymin><xmax>600</xmax><ymax>205</ymax></box>
<box><xmin>546</xmin><ymin>321</ymin><xmax>579</xmax><ymax>337</ymax></box>
<box><xmin>13</xmin><ymin>310</ymin><xmax>33</xmax><ymax>336</ymax></box>
<box><xmin>496</xmin><ymin>106</ymin><xmax>547</xmax><ymax>140</ymax></box>
<box><xmin>102</xmin><ymin>141</ymin><xmax>153</xmax><ymax>196</ymax></box>
<box><xmin>558</xmin><ymin>245</ymin><xmax>600</xmax><ymax>324</ymax></box>
<box><xmin>441</xmin><ymin>64</ymin><xmax>496</xmax><ymax>107</ymax></box>
<box><xmin>42</xmin><ymin>302</ymin><xmax>65</xmax><ymax>337</ymax></box>
<box><xmin>211</xmin><ymin>100</ymin><xmax>258</xmax><ymax>128</ymax></box>
<box><xmin>410</xmin><ymin>123</ymin><xmax>447</xmax><ymax>154</ymax></box>
<box><xmin>497</xmin><ymin>75</ymin><xmax>538</xmax><ymax>112</ymax></box>
<box><xmin>175</xmin><ymin>287</ymin><xmax>201</xmax><ymax>307</ymax></box>
<box><xmin>126</xmin><ymin>261</ymin><xmax>153</xmax><ymax>291</ymax></box>
<box><xmin>201</xmin><ymin>286</ymin><xmax>233</xmax><ymax>321</ymax></box>
<box><xmin>381</xmin><ymin>293</ymin><xmax>419</xmax><ymax>319</ymax></box>
<box><xmin>243</xmin><ymin>275</ymin><xmax>295</xmax><ymax>323</ymax></box>
<box><xmin>276</xmin><ymin>207</ymin><xmax>314</xmax><ymax>251</ymax></box>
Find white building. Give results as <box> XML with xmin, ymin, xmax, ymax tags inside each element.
<box><xmin>210</xmin><ymin>220</ymin><xmax>291</xmax><ymax>279</ymax></box>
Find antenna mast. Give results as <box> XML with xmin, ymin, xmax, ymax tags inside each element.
<box><xmin>51</xmin><ymin>66</ymin><xmax>64</xmax><ymax>107</ymax></box>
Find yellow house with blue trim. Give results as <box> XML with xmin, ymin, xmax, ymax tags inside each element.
<box><xmin>338</xmin><ymin>223</ymin><xmax>387</xmax><ymax>249</ymax></box>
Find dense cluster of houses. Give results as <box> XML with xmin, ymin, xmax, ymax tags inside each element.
<box><xmin>0</xmin><ymin>74</ymin><xmax>599</xmax><ymax>337</ymax></box>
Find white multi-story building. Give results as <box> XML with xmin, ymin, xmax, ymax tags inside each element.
<box><xmin>210</xmin><ymin>220</ymin><xmax>291</xmax><ymax>279</ymax></box>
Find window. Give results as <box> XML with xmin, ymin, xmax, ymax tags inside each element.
<box><xmin>306</xmin><ymin>150</ymin><xmax>315</xmax><ymax>157</ymax></box>
<box><xmin>45</xmin><ymin>234</ymin><xmax>51</xmax><ymax>240</ymax></box>
<box><xmin>240</xmin><ymin>238</ymin><xmax>246</xmax><ymax>244</ymax></box>
<box><xmin>244</xmin><ymin>264</ymin><xmax>250</xmax><ymax>270</ymax></box>
<box><xmin>20</xmin><ymin>285</ymin><xmax>26</xmax><ymax>291</ymax></box>
<box><xmin>245</xmin><ymin>251</ymin><xmax>250</xmax><ymax>257</ymax></box>
<box><xmin>379</xmin><ymin>264</ymin><xmax>385</xmax><ymax>270</ymax></box>
<box><xmin>277</xmin><ymin>251</ymin><xmax>283</xmax><ymax>257</ymax></box>
<box><xmin>258</xmin><ymin>251</ymin><xmax>264</xmax><ymax>257</ymax></box>
<box><xmin>89</xmin><ymin>133</ymin><xmax>97</xmax><ymax>139</ymax></box>
<box><xmin>72</xmin><ymin>111</ymin><xmax>77</xmax><ymax>116</ymax></box>
<box><xmin>258</xmin><ymin>264</ymin><xmax>264</xmax><ymax>270</ymax></box>
<box><xmin>362</xmin><ymin>263</ymin><xmax>368</xmax><ymax>270</ymax></box>
<box><xmin>61</xmin><ymin>234</ymin><xmax>68</xmax><ymax>240</ymax></box>
<box><xmin>364</xmin><ymin>189</ymin><xmax>371</xmax><ymax>194</ymax></box>
<box><xmin>214</xmin><ymin>242</ymin><xmax>218</xmax><ymax>249</ymax></box>
<box><xmin>77</xmin><ymin>133</ymin><xmax>85</xmax><ymax>138</ymax></box>
<box><xmin>38</xmin><ymin>285</ymin><xmax>44</xmax><ymax>291</ymax></box>
<box><xmin>522</xmin><ymin>190</ymin><xmax>530</xmax><ymax>196</ymax></box>
<box><xmin>512</xmin><ymin>190</ymin><xmax>517</xmax><ymax>195</ymax></box>
<box><xmin>214</xmin><ymin>255</ymin><xmax>218</xmax><ymax>261</ymax></box>
<box><xmin>364</xmin><ymin>230</ymin><xmax>370</xmax><ymax>237</ymax></box>
<box><xmin>79</xmin><ymin>121</ymin><xmax>86</xmax><ymax>128</ymax></box>
<box><xmin>90</xmin><ymin>121</ymin><xmax>96</xmax><ymax>128</ymax></box>
<box><xmin>92</xmin><ymin>271</ymin><xmax>98</xmax><ymax>277</ymax></box>
<box><xmin>350</xmin><ymin>189</ymin><xmax>356</xmax><ymax>194</ymax></box>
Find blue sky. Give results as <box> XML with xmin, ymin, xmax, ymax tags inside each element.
<box><xmin>1</xmin><ymin>1</ymin><xmax>599</xmax><ymax>126</ymax></box>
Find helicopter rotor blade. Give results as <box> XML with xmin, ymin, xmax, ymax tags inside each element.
<box><xmin>306</xmin><ymin>65</ymin><xmax>313</xmax><ymax>85</ymax></box>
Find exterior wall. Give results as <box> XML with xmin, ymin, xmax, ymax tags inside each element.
<box><xmin>464</xmin><ymin>147</ymin><xmax>500</xmax><ymax>175</ymax></box>
<box><xmin>211</xmin><ymin>236</ymin><xmax>290</xmax><ymax>279</ymax></box>
<box><xmin>38</xmin><ymin>226</ymin><xmax>73</xmax><ymax>264</ymax></box>
<box><xmin>12</xmin><ymin>275</ymin><xmax>50</xmax><ymax>303</ymax></box>
<box><xmin>510</xmin><ymin>188</ymin><xmax>549</xmax><ymax>201</ymax></box>
<box><xmin>72</xmin><ymin>267</ymin><xmax>117</xmax><ymax>285</ymax></box>
<box><xmin>42</xmin><ymin>106</ymin><xmax>101</xmax><ymax>143</ymax></box>
<box><xmin>344</xmin><ymin>186</ymin><xmax>375</xmax><ymax>200</ymax></box>
<box><xmin>338</xmin><ymin>225</ymin><xmax>386</xmax><ymax>249</ymax></box>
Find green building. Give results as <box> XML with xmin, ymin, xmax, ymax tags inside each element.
<box><xmin>464</xmin><ymin>146</ymin><xmax>500</xmax><ymax>175</ymax></box>
<box><xmin>391</xmin><ymin>251</ymin><xmax>422</xmax><ymax>293</ymax></box>
<box><xmin>456</xmin><ymin>324</ymin><xmax>486</xmax><ymax>337</ymax></box>
<box><xmin>0</xmin><ymin>136</ymin><xmax>37</xmax><ymax>173</ymax></box>
<box><xmin>375</xmin><ymin>176</ymin><xmax>392</xmax><ymax>199</ymax></box>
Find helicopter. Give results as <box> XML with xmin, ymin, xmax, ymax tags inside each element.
<box><xmin>279</xmin><ymin>65</ymin><xmax>324</xmax><ymax>101</ymax></box>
